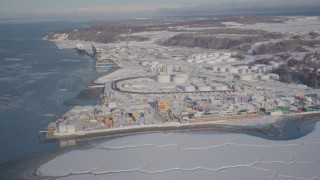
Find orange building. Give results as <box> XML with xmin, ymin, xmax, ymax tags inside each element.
<box><xmin>104</xmin><ymin>120</ymin><xmax>113</xmax><ymax>126</ymax></box>
<box><xmin>157</xmin><ymin>99</ymin><xmax>169</xmax><ymax>113</ymax></box>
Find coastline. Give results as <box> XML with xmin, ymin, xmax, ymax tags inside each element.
<box><xmin>43</xmin><ymin>112</ymin><xmax>320</xmax><ymax>142</ymax></box>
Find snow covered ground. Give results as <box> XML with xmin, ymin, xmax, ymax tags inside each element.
<box><xmin>94</xmin><ymin>68</ymin><xmax>140</xmax><ymax>84</ymax></box>
<box><xmin>236</xmin><ymin>20</ymin><xmax>320</xmax><ymax>33</ymax></box>
<box><xmin>38</xmin><ymin>120</ymin><xmax>320</xmax><ymax>180</ymax></box>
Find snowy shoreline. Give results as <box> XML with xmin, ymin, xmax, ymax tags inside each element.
<box><xmin>46</xmin><ymin>112</ymin><xmax>320</xmax><ymax>141</ymax></box>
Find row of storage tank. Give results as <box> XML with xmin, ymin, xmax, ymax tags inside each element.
<box><xmin>156</xmin><ymin>74</ymin><xmax>229</xmax><ymax>92</ymax></box>
<box><xmin>181</xmin><ymin>84</ymin><xmax>229</xmax><ymax>92</ymax></box>
<box><xmin>187</xmin><ymin>58</ymin><xmax>237</xmax><ymax>64</ymax></box>
<box><xmin>212</xmin><ymin>63</ymin><xmax>281</xmax><ymax>75</ymax></box>
<box><xmin>187</xmin><ymin>52</ymin><xmax>236</xmax><ymax>64</ymax></box>
<box><xmin>239</xmin><ymin>74</ymin><xmax>280</xmax><ymax>81</ymax></box>
<box><xmin>191</xmin><ymin>52</ymin><xmax>233</xmax><ymax>60</ymax></box>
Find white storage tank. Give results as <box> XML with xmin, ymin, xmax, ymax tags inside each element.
<box><xmin>225</xmin><ymin>58</ymin><xmax>236</xmax><ymax>62</ymax></box>
<box><xmin>212</xmin><ymin>67</ymin><xmax>219</xmax><ymax>72</ymax></box>
<box><xmin>186</xmin><ymin>59</ymin><xmax>194</xmax><ymax>63</ymax></box>
<box><xmin>157</xmin><ymin>75</ymin><xmax>171</xmax><ymax>83</ymax></box>
<box><xmin>210</xmin><ymin>57</ymin><xmax>217</xmax><ymax>61</ymax></box>
<box><xmin>215</xmin><ymin>58</ymin><xmax>223</xmax><ymax>62</ymax></box>
<box><xmin>218</xmin><ymin>67</ymin><xmax>226</xmax><ymax>73</ymax></box>
<box><xmin>270</xmin><ymin>62</ymin><xmax>280</xmax><ymax>68</ymax></box>
<box><xmin>250</xmin><ymin>65</ymin><xmax>260</xmax><ymax>72</ymax></box>
<box><xmin>259</xmin><ymin>74</ymin><xmax>270</xmax><ymax>80</ymax></box>
<box><xmin>238</xmin><ymin>65</ymin><xmax>249</xmax><ymax>69</ymax></box>
<box><xmin>202</xmin><ymin>58</ymin><xmax>210</xmax><ymax>62</ymax></box>
<box><xmin>141</xmin><ymin>62</ymin><xmax>149</xmax><ymax>66</ymax></box>
<box><xmin>150</xmin><ymin>61</ymin><xmax>159</xmax><ymax>66</ymax></box>
<box><xmin>206</xmin><ymin>61</ymin><xmax>216</xmax><ymax>64</ymax></box>
<box><xmin>202</xmin><ymin>54</ymin><xmax>208</xmax><ymax>59</ymax></box>
<box><xmin>253</xmin><ymin>73</ymin><xmax>260</xmax><ymax>79</ymax></box>
<box><xmin>260</xmin><ymin>67</ymin><xmax>267</xmax><ymax>73</ymax></box>
<box><xmin>226</xmin><ymin>67</ymin><xmax>238</xmax><ymax>74</ymax></box>
<box><xmin>198</xmin><ymin>86</ymin><xmax>211</xmax><ymax>91</ymax></box>
<box><xmin>239</xmin><ymin>74</ymin><xmax>253</xmax><ymax>81</ymax></box>
<box><xmin>183</xmin><ymin>85</ymin><xmax>195</xmax><ymax>92</ymax></box>
<box><xmin>269</xmin><ymin>73</ymin><xmax>280</xmax><ymax>80</ymax></box>
<box><xmin>222</xmin><ymin>55</ymin><xmax>230</xmax><ymax>59</ymax></box>
<box><xmin>213</xmin><ymin>85</ymin><xmax>228</xmax><ymax>91</ymax></box>
<box><xmin>195</xmin><ymin>55</ymin><xmax>202</xmax><ymax>60</ymax></box>
<box><xmin>222</xmin><ymin>52</ymin><xmax>232</xmax><ymax>56</ymax></box>
<box><xmin>173</xmin><ymin>74</ymin><xmax>188</xmax><ymax>84</ymax></box>
<box><xmin>265</xmin><ymin>65</ymin><xmax>273</xmax><ymax>72</ymax></box>
<box><xmin>213</xmin><ymin>52</ymin><xmax>220</xmax><ymax>57</ymax></box>
<box><xmin>195</xmin><ymin>60</ymin><xmax>204</xmax><ymax>64</ymax></box>
<box><xmin>238</xmin><ymin>68</ymin><xmax>249</xmax><ymax>74</ymax></box>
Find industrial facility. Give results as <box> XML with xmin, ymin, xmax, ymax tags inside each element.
<box><xmin>46</xmin><ymin>31</ymin><xmax>320</xmax><ymax>138</ymax></box>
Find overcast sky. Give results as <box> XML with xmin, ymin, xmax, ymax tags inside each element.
<box><xmin>1</xmin><ymin>0</ymin><xmax>320</xmax><ymax>18</ymax></box>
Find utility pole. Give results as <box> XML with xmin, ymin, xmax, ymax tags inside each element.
<box><xmin>56</xmin><ymin>100</ymin><xmax>60</xmax><ymax>121</ymax></box>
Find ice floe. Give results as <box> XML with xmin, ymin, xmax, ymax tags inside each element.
<box><xmin>38</xmin><ymin>121</ymin><xmax>320</xmax><ymax>180</ymax></box>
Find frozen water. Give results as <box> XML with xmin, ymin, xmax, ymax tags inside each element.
<box><xmin>38</xmin><ymin>121</ymin><xmax>320</xmax><ymax>180</ymax></box>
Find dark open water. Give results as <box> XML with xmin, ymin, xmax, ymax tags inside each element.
<box><xmin>0</xmin><ymin>20</ymin><xmax>100</xmax><ymax>164</ymax></box>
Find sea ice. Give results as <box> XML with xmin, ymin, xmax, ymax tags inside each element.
<box><xmin>37</xmin><ymin>121</ymin><xmax>320</xmax><ymax>180</ymax></box>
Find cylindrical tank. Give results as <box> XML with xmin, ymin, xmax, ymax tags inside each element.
<box><xmin>222</xmin><ymin>55</ymin><xmax>230</xmax><ymax>59</ymax></box>
<box><xmin>222</xmin><ymin>52</ymin><xmax>232</xmax><ymax>56</ymax></box>
<box><xmin>151</xmin><ymin>61</ymin><xmax>159</xmax><ymax>66</ymax></box>
<box><xmin>259</xmin><ymin>74</ymin><xmax>270</xmax><ymax>80</ymax></box>
<box><xmin>203</xmin><ymin>58</ymin><xmax>210</xmax><ymax>62</ymax></box>
<box><xmin>141</xmin><ymin>62</ymin><xmax>149</xmax><ymax>66</ymax></box>
<box><xmin>213</xmin><ymin>85</ymin><xmax>229</xmax><ymax>91</ymax></box>
<box><xmin>218</xmin><ymin>67</ymin><xmax>226</xmax><ymax>73</ymax></box>
<box><xmin>212</xmin><ymin>67</ymin><xmax>219</xmax><ymax>72</ymax></box>
<box><xmin>270</xmin><ymin>62</ymin><xmax>280</xmax><ymax>68</ymax></box>
<box><xmin>201</xmin><ymin>54</ymin><xmax>208</xmax><ymax>59</ymax></box>
<box><xmin>173</xmin><ymin>74</ymin><xmax>188</xmax><ymax>84</ymax></box>
<box><xmin>198</xmin><ymin>86</ymin><xmax>211</xmax><ymax>91</ymax></box>
<box><xmin>173</xmin><ymin>77</ymin><xmax>186</xmax><ymax>84</ymax></box>
<box><xmin>250</xmin><ymin>65</ymin><xmax>260</xmax><ymax>72</ymax></box>
<box><xmin>207</xmin><ymin>61</ymin><xmax>216</xmax><ymax>64</ymax></box>
<box><xmin>260</xmin><ymin>67</ymin><xmax>267</xmax><ymax>73</ymax></box>
<box><xmin>187</xmin><ymin>59</ymin><xmax>194</xmax><ymax>63</ymax></box>
<box><xmin>215</xmin><ymin>58</ymin><xmax>223</xmax><ymax>62</ymax></box>
<box><xmin>225</xmin><ymin>58</ymin><xmax>236</xmax><ymax>62</ymax></box>
<box><xmin>184</xmin><ymin>86</ymin><xmax>195</xmax><ymax>92</ymax></box>
<box><xmin>226</xmin><ymin>67</ymin><xmax>238</xmax><ymax>74</ymax></box>
<box><xmin>269</xmin><ymin>73</ymin><xmax>280</xmax><ymax>80</ymax></box>
<box><xmin>195</xmin><ymin>60</ymin><xmax>204</xmax><ymax>64</ymax></box>
<box><xmin>157</xmin><ymin>75</ymin><xmax>170</xmax><ymax>83</ymax></box>
<box><xmin>213</xmin><ymin>52</ymin><xmax>220</xmax><ymax>57</ymax></box>
<box><xmin>253</xmin><ymin>74</ymin><xmax>260</xmax><ymax>79</ymax></box>
<box><xmin>265</xmin><ymin>65</ymin><xmax>273</xmax><ymax>72</ymax></box>
<box><xmin>239</xmin><ymin>74</ymin><xmax>253</xmax><ymax>81</ymax></box>
<box><xmin>238</xmin><ymin>68</ymin><xmax>249</xmax><ymax>74</ymax></box>
<box><xmin>238</xmin><ymin>65</ymin><xmax>249</xmax><ymax>69</ymax></box>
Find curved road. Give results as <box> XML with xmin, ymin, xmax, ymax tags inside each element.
<box><xmin>111</xmin><ymin>76</ymin><xmax>232</xmax><ymax>95</ymax></box>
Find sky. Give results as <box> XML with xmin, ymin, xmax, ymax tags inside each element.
<box><xmin>1</xmin><ymin>0</ymin><xmax>320</xmax><ymax>19</ymax></box>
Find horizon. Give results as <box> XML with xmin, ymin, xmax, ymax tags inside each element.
<box><xmin>1</xmin><ymin>0</ymin><xmax>320</xmax><ymax>19</ymax></box>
